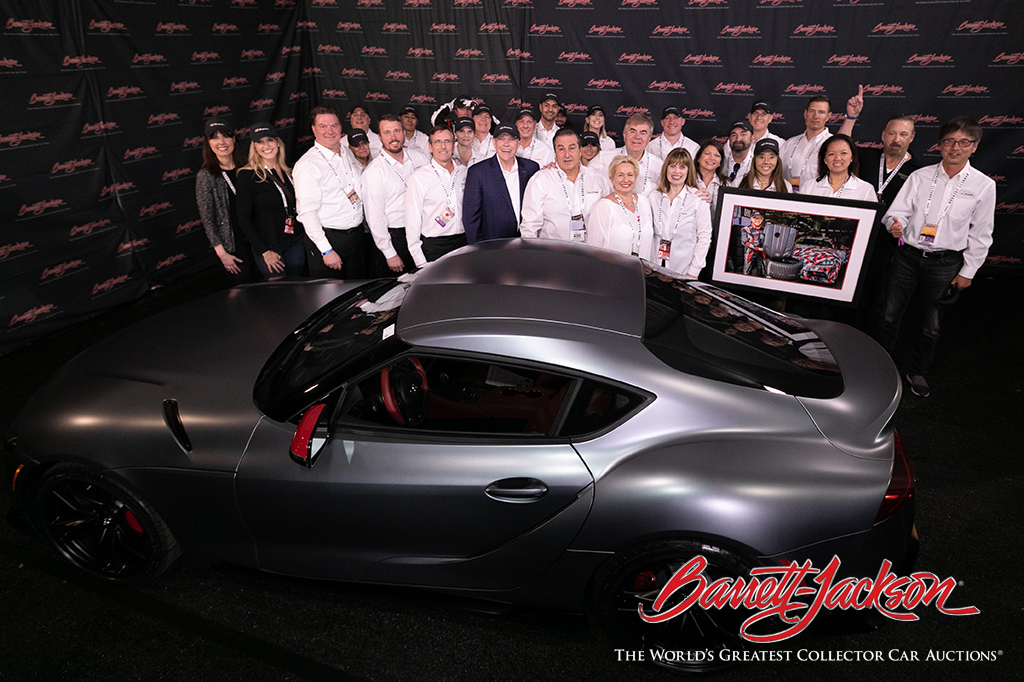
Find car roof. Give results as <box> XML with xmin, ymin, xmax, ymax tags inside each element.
<box><xmin>397</xmin><ymin>240</ymin><xmax>646</xmax><ymax>343</ymax></box>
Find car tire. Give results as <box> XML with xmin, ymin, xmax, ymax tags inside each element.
<box><xmin>591</xmin><ymin>539</ymin><xmax>764</xmax><ymax>673</ymax></box>
<box><xmin>32</xmin><ymin>463</ymin><xmax>180</xmax><ymax>582</ymax></box>
<box><xmin>766</xmin><ymin>257</ymin><xmax>802</xmax><ymax>281</ymax></box>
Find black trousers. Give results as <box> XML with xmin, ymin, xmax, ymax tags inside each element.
<box><xmin>373</xmin><ymin>227</ymin><xmax>416</xmax><ymax>278</ymax></box>
<box><xmin>422</xmin><ymin>234</ymin><xmax>468</xmax><ymax>263</ymax></box>
<box><xmin>305</xmin><ymin>226</ymin><xmax>365</xmax><ymax>280</ymax></box>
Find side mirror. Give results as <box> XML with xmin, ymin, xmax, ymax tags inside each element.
<box><xmin>289</xmin><ymin>403</ymin><xmax>330</xmax><ymax>468</ymax></box>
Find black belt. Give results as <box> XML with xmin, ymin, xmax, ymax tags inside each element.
<box><xmin>900</xmin><ymin>244</ymin><xmax>961</xmax><ymax>259</ymax></box>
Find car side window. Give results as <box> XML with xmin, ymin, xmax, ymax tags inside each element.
<box><xmin>559</xmin><ymin>379</ymin><xmax>646</xmax><ymax>438</ymax></box>
<box><xmin>336</xmin><ymin>355</ymin><xmax>575</xmax><ymax>438</ymax></box>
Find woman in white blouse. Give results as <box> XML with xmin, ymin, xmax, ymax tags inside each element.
<box><xmin>649</xmin><ymin>149</ymin><xmax>713</xmax><ymax>279</ymax></box>
<box><xmin>694</xmin><ymin>140</ymin><xmax>729</xmax><ymax>218</ymax></box>
<box><xmin>587</xmin><ymin>156</ymin><xmax>654</xmax><ymax>259</ymax></box>
<box><xmin>739</xmin><ymin>138</ymin><xmax>792</xmax><ymax>194</ymax></box>
<box><xmin>803</xmin><ymin>134</ymin><xmax>877</xmax><ymax>202</ymax></box>
<box><xmin>584</xmin><ymin>105</ymin><xmax>617</xmax><ymax>152</ymax></box>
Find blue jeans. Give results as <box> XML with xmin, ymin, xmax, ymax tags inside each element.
<box><xmin>875</xmin><ymin>245</ymin><xmax>963</xmax><ymax>376</ymax></box>
<box><xmin>253</xmin><ymin>235</ymin><xmax>305</xmax><ymax>279</ymax></box>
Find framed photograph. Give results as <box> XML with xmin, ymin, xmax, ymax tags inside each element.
<box><xmin>710</xmin><ymin>188</ymin><xmax>884</xmax><ymax>306</ymax></box>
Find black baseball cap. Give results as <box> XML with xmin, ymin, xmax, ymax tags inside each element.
<box><xmin>753</xmin><ymin>138</ymin><xmax>780</xmax><ymax>156</ymax></box>
<box><xmin>494</xmin><ymin>123</ymin><xmax>520</xmax><ymax>139</ymax></box>
<box><xmin>586</xmin><ymin>105</ymin><xmax>604</xmax><ymax>116</ymax></box>
<box><xmin>730</xmin><ymin>120</ymin><xmax>754</xmax><ymax>134</ymax></box>
<box><xmin>204</xmin><ymin>118</ymin><xmax>232</xmax><ymax>137</ymax></box>
<box><xmin>661</xmin><ymin>106</ymin><xmax>683</xmax><ymax>119</ymax></box>
<box><xmin>473</xmin><ymin>103</ymin><xmax>492</xmax><ymax>115</ymax></box>
<box><xmin>250</xmin><ymin>122</ymin><xmax>277</xmax><ymax>140</ymax></box>
<box><xmin>515</xmin><ymin>108</ymin><xmax>538</xmax><ymax>122</ymax></box>
<box><xmin>454</xmin><ymin>117</ymin><xmax>475</xmax><ymax>132</ymax></box>
<box><xmin>399</xmin><ymin>106</ymin><xmax>417</xmax><ymax>116</ymax></box>
<box><xmin>540</xmin><ymin>93</ymin><xmax>559</xmax><ymax>105</ymax></box>
<box><xmin>348</xmin><ymin>130</ymin><xmax>369</xmax><ymax>146</ymax></box>
<box><xmin>750</xmin><ymin>100</ymin><xmax>773</xmax><ymax>114</ymax></box>
<box><xmin>580</xmin><ymin>131</ymin><xmax>600</xmax><ymax>147</ymax></box>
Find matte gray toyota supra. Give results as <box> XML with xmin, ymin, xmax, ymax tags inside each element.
<box><xmin>3</xmin><ymin>239</ymin><xmax>916</xmax><ymax>670</ymax></box>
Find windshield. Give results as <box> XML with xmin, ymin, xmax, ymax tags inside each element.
<box><xmin>254</xmin><ymin>277</ymin><xmax>415</xmax><ymax>421</ymax></box>
<box><xmin>642</xmin><ymin>267</ymin><xmax>843</xmax><ymax>398</ymax></box>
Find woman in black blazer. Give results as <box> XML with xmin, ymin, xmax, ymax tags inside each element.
<box><xmin>235</xmin><ymin>123</ymin><xmax>305</xmax><ymax>280</ymax></box>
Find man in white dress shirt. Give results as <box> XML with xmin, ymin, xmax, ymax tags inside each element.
<box><xmin>725</xmin><ymin>120</ymin><xmax>755</xmax><ymax>187</ymax></box>
<box><xmin>521</xmin><ymin>128</ymin><xmax>611</xmax><ymax>243</ymax></box>
<box><xmin>648</xmin><ymin>106</ymin><xmax>699</xmax><ymax>160</ymax></box>
<box><xmin>535</xmin><ymin>93</ymin><xmax>561</xmax><ymax>147</ymax></box>
<box><xmin>361</xmin><ymin>114</ymin><xmax>429</xmax><ymax>276</ymax></box>
<box><xmin>593</xmin><ymin>113</ymin><xmax>662</xmax><ymax>196</ymax></box>
<box><xmin>341</xmin><ymin>105</ymin><xmax>382</xmax><ymax>156</ymax></box>
<box><xmin>399</xmin><ymin>106</ymin><xmax>430</xmax><ymax>157</ymax></box>
<box><xmin>293</xmin><ymin>106</ymin><xmax>367</xmax><ymax>278</ymax></box>
<box><xmin>781</xmin><ymin>96</ymin><xmax>856</xmax><ymax>192</ymax></box>
<box><xmin>876</xmin><ymin>117</ymin><xmax>996</xmax><ymax>398</ymax></box>
<box><xmin>747</xmin><ymin>100</ymin><xmax>784</xmax><ymax>146</ymax></box>
<box><xmin>404</xmin><ymin>125</ymin><xmax>468</xmax><ymax>268</ymax></box>
<box><xmin>515</xmin><ymin>108</ymin><xmax>556</xmax><ymax>168</ymax></box>
<box><xmin>471</xmin><ymin>102</ymin><xmax>496</xmax><ymax>160</ymax></box>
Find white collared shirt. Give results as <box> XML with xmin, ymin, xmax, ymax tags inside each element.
<box><xmin>520</xmin><ymin>165</ymin><xmax>611</xmax><ymax>241</ymax></box>
<box><xmin>534</xmin><ymin>121</ymin><xmax>559</xmax><ymax>147</ymax></box>
<box><xmin>472</xmin><ymin>133</ymin><xmax>495</xmax><ymax>159</ymax></box>
<box><xmin>650</xmin><ymin>186</ymin><xmax>713</xmax><ymax>278</ymax></box>
<box><xmin>591</xmin><ymin>149</ymin><xmax>663</xmax><ymax>197</ymax></box>
<box><xmin>647</xmin><ymin>134</ymin><xmax>700</xmax><ymax>162</ymax></box>
<box><xmin>341</xmin><ymin>132</ymin><xmax>382</xmax><ymax>157</ymax></box>
<box><xmin>293</xmin><ymin>141</ymin><xmax>365</xmax><ymax>253</ymax></box>
<box><xmin>725</xmin><ymin>149</ymin><xmax>754</xmax><ymax>188</ymax></box>
<box><xmin>500</xmin><ymin>158</ymin><xmax>522</xmax><ymax>223</ymax></box>
<box><xmin>516</xmin><ymin>136</ymin><xmax>555</xmax><ymax>168</ymax></box>
<box><xmin>803</xmin><ymin>174</ymin><xmax>877</xmax><ymax>202</ymax></box>
<box><xmin>403</xmin><ymin>129</ymin><xmax>430</xmax><ymax>157</ymax></box>
<box><xmin>883</xmin><ymin>161</ymin><xmax>996</xmax><ymax>279</ymax></box>
<box><xmin>586</xmin><ymin>193</ymin><xmax>655</xmax><ymax>259</ymax></box>
<box><xmin>453</xmin><ymin>145</ymin><xmax>484</xmax><ymax>168</ymax></box>
<box><xmin>752</xmin><ymin>129</ymin><xmax>785</xmax><ymax>146</ymax></box>
<box><xmin>781</xmin><ymin>128</ymin><xmax>831</xmax><ymax>191</ymax></box>
<box><xmin>362</xmin><ymin>148</ymin><xmax>430</xmax><ymax>258</ymax></box>
<box><xmin>404</xmin><ymin>159</ymin><xmax>467</xmax><ymax>267</ymax></box>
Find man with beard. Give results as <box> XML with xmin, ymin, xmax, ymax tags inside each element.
<box><xmin>535</xmin><ymin>93</ymin><xmax>561</xmax><ymax>147</ymax></box>
<box><xmin>592</xmin><ymin>113</ymin><xmax>663</xmax><ymax>196</ymax></box>
<box><xmin>463</xmin><ymin>123</ymin><xmax>540</xmax><ymax>243</ymax></box>
<box><xmin>520</xmin><ymin>128</ymin><xmax>611</xmax><ymax>242</ymax></box>
<box><xmin>725</xmin><ymin>120</ymin><xmax>755</xmax><ymax>187</ymax></box>
<box><xmin>648</xmin><ymin>106</ymin><xmax>699</xmax><ymax>160</ymax></box>
<box><xmin>404</xmin><ymin>126</ymin><xmax>468</xmax><ymax>267</ymax></box>
<box><xmin>293</xmin><ymin>105</ymin><xmax>367</xmax><ymax>278</ymax></box>
<box><xmin>361</xmin><ymin>114</ymin><xmax>429</xmax><ymax>276</ymax></box>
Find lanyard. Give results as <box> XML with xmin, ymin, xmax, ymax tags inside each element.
<box><xmin>656</xmin><ymin>189</ymin><xmax>689</xmax><ymax>242</ymax></box>
<box><xmin>431</xmin><ymin>163</ymin><xmax>456</xmax><ymax>206</ymax></box>
<box><xmin>877</xmin><ymin>153</ymin><xmax>910</xmax><ymax>200</ymax></box>
<box><xmin>788</xmin><ymin>132</ymin><xmax>825</xmax><ymax>174</ymax></box>
<box><xmin>381</xmin><ymin>151</ymin><xmax>414</xmax><ymax>187</ymax></box>
<box><xmin>923</xmin><ymin>165</ymin><xmax>971</xmax><ymax>227</ymax></box>
<box><xmin>220</xmin><ymin>169</ymin><xmax>236</xmax><ymax>195</ymax></box>
<box><xmin>557</xmin><ymin>170</ymin><xmax>585</xmax><ymax>216</ymax></box>
<box><xmin>614</xmin><ymin>192</ymin><xmax>642</xmax><ymax>254</ymax></box>
<box><xmin>829</xmin><ymin>174</ymin><xmax>851</xmax><ymax>198</ymax></box>
<box><xmin>263</xmin><ymin>166</ymin><xmax>293</xmax><ymax>213</ymax></box>
<box><xmin>315</xmin><ymin>146</ymin><xmax>355</xmax><ymax>191</ymax></box>
<box><xmin>637</xmin><ymin>154</ymin><xmax>651</xmax><ymax>194</ymax></box>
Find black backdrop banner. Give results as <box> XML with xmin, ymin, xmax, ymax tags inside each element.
<box><xmin>2</xmin><ymin>0</ymin><xmax>1021</xmax><ymax>354</ymax></box>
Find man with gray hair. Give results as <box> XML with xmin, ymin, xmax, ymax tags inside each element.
<box><xmin>592</xmin><ymin>113</ymin><xmax>662</xmax><ymax>196</ymax></box>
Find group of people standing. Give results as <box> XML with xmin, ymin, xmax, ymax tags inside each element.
<box><xmin>196</xmin><ymin>88</ymin><xmax>995</xmax><ymax>398</ymax></box>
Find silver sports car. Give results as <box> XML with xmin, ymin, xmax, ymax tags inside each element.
<box><xmin>3</xmin><ymin>240</ymin><xmax>916</xmax><ymax>671</ymax></box>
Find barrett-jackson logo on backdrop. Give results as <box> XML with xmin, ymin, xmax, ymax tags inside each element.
<box><xmin>783</xmin><ymin>83</ymin><xmax>827</xmax><ymax>95</ymax></box>
<box><xmin>563</xmin><ymin>102</ymin><xmax>587</xmax><ymax>114</ymax></box>
<box><xmin>620</xmin><ymin>0</ymin><xmax>658</xmax><ymax>8</ymax></box>
<box><xmin>588</xmin><ymin>24</ymin><xmax>624</xmax><ymax>37</ymax></box>
<box><xmin>148</xmin><ymin>113</ymin><xmax>182</xmax><ymax>127</ymax></box>
<box><xmin>431</xmin><ymin>72</ymin><xmax>460</xmax><ymax>83</ymax></box>
<box><xmin>752</xmin><ymin>54</ymin><xmax>794</xmax><ymax>67</ymax></box>
<box><xmin>455</xmin><ymin>48</ymin><xmax>484</xmax><ymax>60</ymax></box>
<box><xmin>792</xmin><ymin>23</ymin><xmax>835</xmax><ymax>37</ymax></box>
<box><xmin>40</xmin><ymin>260</ymin><xmax>86</xmax><ymax>282</ymax></box>
<box><xmin>408</xmin><ymin>47</ymin><xmax>435</xmax><ymax>58</ymax></box>
<box><xmin>585</xmin><ymin>78</ymin><xmax>622</xmax><ymax>91</ymax></box>
<box><xmin>318</xmin><ymin>44</ymin><xmax>343</xmax><ymax>55</ymax></box>
<box><xmin>17</xmin><ymin>199</ymin><xmax>66</xmax><ymax>217</ymax></box>
<box><xmin>155</xmin><ymin>22</ymin><xmax>189</xmax><ymax>35</ymax></box>
<box><xmin>0</xmin><ymin>57</ymin><xmax>26</xmax><ymax>73</ymax></box>
<box><xmin>356</xmin><ymin>0</ymin><xmax>384</xmax><ymax>8</ymax></box>
<box><xmin>100</xmin><ymin>181</ymin><xmax>136</xmax><ymax>199</ymax></box>
<box><xmin>871</xmin><ymin>22</ymin><xmax>918</xmax><ymax>36</ymax></box>
<box><xmin>652</xmin><ymin>25</ymin><xmax>689</xmax><ymax>37</ymax></box>
<box><xmin>481</xmin><ymin>73</ymin><xmax>512</xmax><ymax>84</ymax></box>
<box><xmin>503</xmin><ymin>0</ymin><xmax>533</xmax><ymax>6</ymax></box>
<box><xmin>979</xmin><ymin>114</ymin><xmax>1024</xmax><ymax>127</ymax></box>
<box><xmin>682</xmin><ymin>53</ymin><xmax>723</xmax><ymax>67</ymax></box>
<box><xmin>5</xmin><ymin>18</ymin><xmax>58</xmax><ymax>34</ymax></box>
<box><xmin>251</xmin><ymin>98</ymin><xmax>275</xmax><ymax>109</ymax></box>
<box><xmin>205</xmin><ymin>104</ymin><xmax>230</xmax><ymax>117</ymax></box>
<box><xmin>647</xmin><ymin>80</ymin><xmax>684</xmax><ymax>93</ymax></box>
<box><xmin>92</xmin><ymin>275</ymin><xmax>133</xmax><ymax>297</ymax></box>
<box><xmin>0</xmin><ymin>241</ymin><xmax>32</xmax><ymax>261</ymax></box>
<box><xmin>275</xmin><ymin>0</ymin><xmax>297</xmax><ymax>7</ymax></box>
<box><xmin>861</xmin><ymin>84</ymin><xmax>905</xmax><ymax>97</ymax></box>
<box><xmin>341</xmin><ymin>67</ymin><xmax>367</xmax><ymax>79</ymax></box>
<box><xmin>132</xmin><ymin>52</ymin><xmax>168</xmax><ymax>66</ymax></box>
<box><xmin>281</xmin><ymin>46</ymin><xmax>301</xmax><ymax>55</ymax></box>
<box><xmin>240</xmin><ymin>49</ymin><xmax>266</xmax><ymax>61</ymax></box>
<box><xmin>124</xmin><ymin>145</ymin><xmax>159</xmax><ymax>162</ymax></box>
<box><xmin>720</xmin><ymin>25</ymin><xmax>760</xmax><ymax>38</ymax></box>
<box><xmin>826</xmin><ymin>54</ymin><xmax>870</xmax><ymax>67</ymax></box>
<box><xmin>275</xmin><ymin>116</ymin><xmax>296</xmax><ymax>129</ymax></box>
<box><xmin>28</xmin><ymin>91</ymin><xmax>78</xmax><ymax>109</ymax></box>
<box><xmin>383</xmin><ymin>22</ymin><xmax>410</xmax><ymax>33</ymax></box>
<box><xmin>680</xmin><ymin>107</ymin><xmax>715</xmax><ymax>119</ymax></box>
<box><xmin>615</xmin><ymin>105</ymin><xmax>651</xmax><ymax>118</ymax></box>
<box><xmin>997</xmin><ymin>202</ymin><xmax>1024</xmax><ymax>212</ymax></box>
<box><xmin>362</xmin><ymin>46</ymin><xmax>387</xmax><ymax>57</ymax></box>
<box><xmin>69</xmin><ymin>218</ymin><xmax>115</xmax><ymax>239</ymax></box>
<box><xmin>138</xmin><ymin>202</ymin><xmax>173</xmax><ymax>219</ymax></box>
<box><xmin>87</xmin><ymin>20</ymin><xmax>127</xmax><ymax>34</ymax></box>
<box><xmin>176</xmin><ymin>219</ymin><xmax>202</xmax><ymax>236</ymax></box>
<box><xmin>50</xmin><ymin>159</ymin><xmax>96</xmax><ymax>176</ymax></box>
<box><xmin>688</xmin><ymin>0</ymin><xmax>727</xmax><ymax>5</ymax></box>
<box><xmin>9</xmin><ymin>304</ymin><xmax>59</xmax><ymax>329</ymax></box>
<box><xmin>713</xmin><ymin>81</ymin><xmax>754</xmax><ymax>94</ymax></box>
<box><xmin>337</xmin><ymin>21</ymin><xmax>362</xmax><ymax>31</ymax></box>
<box><xmin>410</xmin><ymin>94</ymin><xmax>437</xmax><ymax>105</ymax></box>
<box><xmin>557</xmin><ymin>0</ymin><xmax>594</xmax><ymax>8</ymax></box>
<box><xmin>991</xmin><ymin>51</ymin><xmax>1023</xmax><ymax>66</ymax></box>
<box><xmin>183</xmin><ymin>135</ymin><xmax>206</xmax><ymax>149</ymax></box>
<box><xmin>82</xmin><ymin>121</ymin><xmax>120</xmax><ymax>137</ymax></box>
<box><xmin>507</xmin><ymin>48</ymin><xmax>533</xmax><ymax>61</ymax></box>
<box><xmin>909</xmin><ymin>114</ymin><xmax>939</xmax><ymax>126</ymax></box>
<box><xmin>530</xmin><ymin>23</ymin><xmax>561</xmax><ymax>35</ymax></box>
<box><xmin>0</xmin><ymin>131</ymin><xmax>45</xmax><ymax>148</ymax></box>
<box><xmin>232</xmin><ymin>0</ymin><xmax>259</xmax><ymax>7</ymax></box>
<box><xmin>939</xmin><ymin>84</ymin><xmax>990</xmax><ymax>98</ymax></box>
<box><xmin>266</xmin><ymin>71</ymin><xmax>286</xmax><ymax>83</ymax></box>
<box><xmin>212</xmin><ymin>23</ymin><xmax>240</xmax><ymax>35</ymax></box>
<box><xmin>257</xmin><ymin>22</ymin><xmax>281</xmax><ymax>33</ymax></box>
<box><xmin>617</xmin><ymin>52</ymin><xmax>655</xmax><ymax>65</ymax></box>
<box><xmin>170</xmin><ymin>80</ymin><xmax>201</xmax><ymax>95</ymax></box>
<box><xmin>365</xmin><ymin>91</ymin><xmax>390</xmax><ymax>101</ymax></box>
<box><xmin>157</xmin><ymin>254</ymin><xmax>188</xmax><ymax>270</ymax></box>
<box><xmin>107</xmin><ymin>85</ymin><xmax>144</xmax><ymax>101</ymax></box>
<box><xmin>385</xmin><ymin>70</ymin><xmax>412</xmax><ymax>81</ymax></box>
<box><xmin>296</xmin><ymin>20</ymin><xmax>318</xmax><ymax>31</ymax></box>
<box><xmin>61</xmin><ymin>55</ymin><xmax>103</xmax><ymax>70</ymax></box>
<box><xmin>479</xmin><ymin>22</ymin><xmax>509</xmax><ymax>34</ymax></box>
<box><xmin>303</xmin><ymin>67</ymin><xmax>323</xmax><ymax>78</ymax></box>
<box><xmin>558</xmin><ymin>51</ymin><xmax>592</xmax><ymax>63</ymax></box>
<box><xmin>223</xmin><ymin>76</ymin><xmax>248</xmax><ymax>89</ymax></box>
<box><xmin>322</xmin><ymin>89</ymin><xmax>347</xmax><ymax>99</ymax></box>
<box><xmin>955</xmin><ymin>20</ymin><xmax>1006</xmax><ymax>34</ymax></box>
<box><xmin>454</xmin><ymin>0</ymin><xmax>483</xmax><ymax>7</ymax></box>
<box><xmin>758</xmin><ymin>0</ymin><xmax>801</xmax><ymax>5</ymax></box>
<box><xmin>529</xmin><ymin>76</ymin><xmax>561</xmax><ymax>89</ymax></box>
<box><xmin>404</xmin><ymin>0</ymin><xmax>431</xmax><ymax>6</ymax></box>
<box><xmin>191</xmin><ymin>51</ymin><xmax>221</xmax><ymax>64</ymax></box>
<box><xmin>431</xmin><ymin>23</ymin><xmax>457</xmax><ymax>34</ymax></box>
<box><xmin>311</xmin><ymin>0</ymin><xmax>338</xmax><ymax>6</ymax></box>
<box><xmin>905</xmin><ymin>53</ymin><xmax>954</xmax><ymax>67</ymax></box>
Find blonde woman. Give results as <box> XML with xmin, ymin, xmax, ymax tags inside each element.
<box><xmin>584</xmin><ymin>105</ymin><xmax>616</xmax><ymax>152</ymax></box>
<box><xmin>235</xmin><ymin>123</ymin><xmax>305</xmax><ymax>280</ymax></box>
<box><xmin>586</xmin><ymin>155</ymin><xmax>654</xmax><ymax>259</ymax></box>
<box><xmin>649</xmin><ymin>148</ymin><xmax>712</xmax><ymax>278</ymax></box>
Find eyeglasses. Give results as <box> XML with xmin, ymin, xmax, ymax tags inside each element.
<box><xmin>940</xmin><ymin>138</ymin><xmax>975</xmax><ymax>148</ymax></box>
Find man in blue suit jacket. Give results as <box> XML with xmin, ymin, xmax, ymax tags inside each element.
<box><xmin>463</xmin><ymin>124</ymin><xmax>540</xmax><ymax>243</ymax></box>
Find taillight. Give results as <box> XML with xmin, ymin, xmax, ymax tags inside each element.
<box><xmin>875</xmin><ymin>430</ymin><xmax>915</xmax><ymax>523</ymax></box>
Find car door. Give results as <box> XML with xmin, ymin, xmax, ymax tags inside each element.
<box><xmin>235</xmin><ymin>353</ymin><xmax>595</xmax><ymax>590</ymax></box>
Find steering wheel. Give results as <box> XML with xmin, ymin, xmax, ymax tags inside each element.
<box><xmin>381</xmin><ymin>357</ymin><xmax>429</xmax><ymax>426</ymax></box>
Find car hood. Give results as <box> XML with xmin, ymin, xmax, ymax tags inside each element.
<box><xmin>12</xmin><ymin>280</ymin><xmax>361</xmax><ymax>471</ymax></box>
<box><xmin>797</xmin><ymin>319</ymin><xmax>901</xmax><ymax>461</ymax></box>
